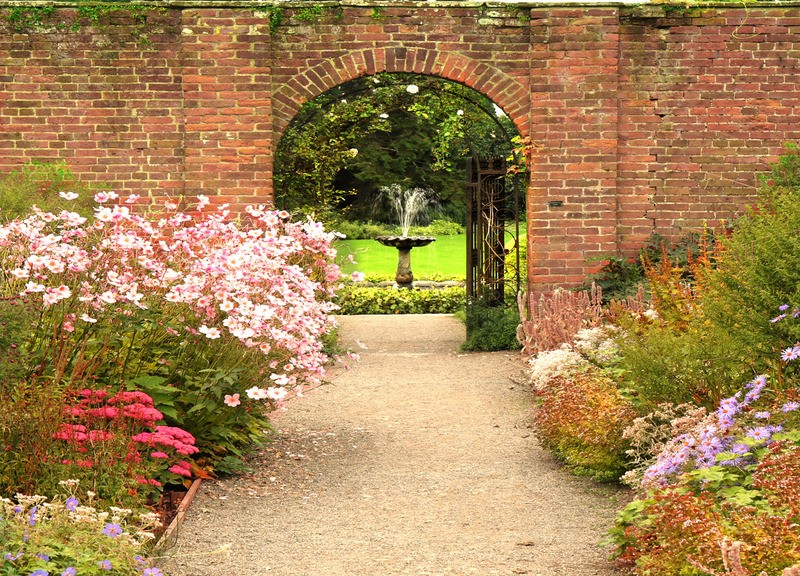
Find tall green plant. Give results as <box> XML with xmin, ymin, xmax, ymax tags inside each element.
<box><xmin>699</xmin><ymin>143</ymin><xmax>800</xmax><ymax>377</ymax></box>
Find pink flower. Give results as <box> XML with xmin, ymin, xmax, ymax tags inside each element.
<box><xmin>169</xmin><ymin>462</ymin><xmax>192</xmax><ymax>477</ymax></box>
<box><xmin>224</xmin><ymin>394</ymin><xmax>241</xmax><ymax>407</ymax></box>
<box><xmin>150</xmin><ymin>451</ymin><xmax>169</xmax><ymax>459</ymax></box>
<box><xmin>59</xmin><ymin>191</ymin><xmax>79</xmax><ymax>200</ymax></box>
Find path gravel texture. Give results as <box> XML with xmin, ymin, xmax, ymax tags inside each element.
<box><xmin>161</xmin><ymin>314</ymin><xmax>625</xmax><ymax>576</ymax></box>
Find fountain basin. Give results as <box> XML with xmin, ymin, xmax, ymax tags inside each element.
<box><xmin>375</xmin><ymin>235</ymin><xmax>436</xmax><ymax>288</ymax></box>
<box><xmin>375</xmin><ymin>235</ymin><xmax>436</xmax><ymax>250</ymax></box>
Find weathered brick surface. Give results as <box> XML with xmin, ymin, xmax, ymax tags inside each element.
<box><xmin>2</xmin><ymin>3</ymin><xmax>800</xmax><ymax>287</ymax></box>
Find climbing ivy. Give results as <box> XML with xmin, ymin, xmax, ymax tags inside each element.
<box><xmin>3</xmin><ymin>1</ymin><xmax>160</xmax><ymax>42</ymax></box>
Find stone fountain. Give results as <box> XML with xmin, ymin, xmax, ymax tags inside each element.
<box><xmin>374</xmin><ymin>185</ymin><xmax>436</xmax><ymax>289</ymax></box>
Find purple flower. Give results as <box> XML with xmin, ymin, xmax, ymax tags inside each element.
<box><xmin>61</xmin><ymin>569</ymin><xmax>77</xmax><ymax>576</ymax></box>
<box><xmin>143</xmin><ymin>568</ymin><xmax>165</xmax><ymax>576</ymax></box>
<box><xmin>771</xmin><ymin>313</ymin><xmax>787</xmax><ymax>323</ymax></box>
<box><xmin>29</xmin><ymin>505</ymin><xmax>37</xmax><ymax>526</ymax></box>
<box><xmin>35</xmin><ymin>553</ymin><xmax>50</xmax><ymax>561</ymax></box>
<box><xmin>64</xmin><ymin>497</ymin><xmax>79</xmax><ymax>512</ymax></box>
<box><xmin>780</xmin><ymin>304</ymin><xmax>790</xmax><ymax>311</ymax></box>
<box><xmin>781</xmin><ymin>346</ymin><xmax>800</xmax><ymax>362</ymax></box>
<box><xmin>747</xmin><ymin>375</ymin><xmax>768</xmax><ymax>389</ymax></box>
<box><xmin>102</xmin><ymin>523</ymin><xmax>123</xmax><ymax>538</ymax></box>
<box><xmin>30</xmin><ymin>571</ymin><xmax>49</xmax><ymax>576</ymax></box>
<box><xmin>753</xmin><ymin>411</ymin><xmax>771</xmax><ymax>419</ymax></box>
<box><xmin>99</xmin><ymin>560</ymin><xmax>112</xmax><ymax>571</ymax></box>
<box><xmin>746</xmin><ymin>426</ymin><xmax>772</xmax><ymax>443</ymax></box>
<box><xmin>782</xmin><ymin>401</ymin><xmax>800</xmax><ymax>412</ymax></box>
<box><xmin>731</xmin><ymin>443</ymin><xmax>750</xmax><ymax>455</ymax></box>
<box><xmin>793</xmin><ymin>307</ymin><xmax>800</xmax><ymax>318</ymax></box>
<box><xmin>4</xmin><ymin>552</ymin><xmax>22</xmax><ymax>561</ymax></box>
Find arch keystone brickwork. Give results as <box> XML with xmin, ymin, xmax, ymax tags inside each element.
<box><xmin>2</xmin><ymin>2</ymin><xmax>800</xmax><ymax>289</ymax></box>
<box><xmin>272</xmin><ymin>46</ymin><xmax>530</xmax><ymax>139</ymax></box>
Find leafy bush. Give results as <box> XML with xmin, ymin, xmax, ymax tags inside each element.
<box><xmin>609</xmin><ymin>360</ymin><xmax>800</xmax><ymax>575</ymax></box>
<box><xmin>612</xmin><ymin>317</ymin><xmax>745</xmax><ymax>409</ymax></box>
<box><xmin>0</xmin><ymin>161</ymin><xmax>94</xmax><ymax>221</ymax></box>
<box><xmin>461</xmin><ymin>301</ymin><xmax>522</xmax><ymax>351</ymax></box>
<box><xmin>0</xmin><ymin>194</ymin><xmax>341</xmax><ymax>500</ymax></box>
<box><xmin>698</xmin><ymin>145</ymin><xmax>800</xmax><ymax>378</ymax></box>
<box><xmin>532</xmin><ymin>366</ymin><xmax>637</xmax><ymax>482</ymax></box>
<box><xmin>334</xmin><ymin>285</ymin><xmax>464</xmax><ymax>315</ymax></box>
<box><xmin>330</xmin><ymin>218</ymin><xmax>464</xmax><ymax>240</ymax></box>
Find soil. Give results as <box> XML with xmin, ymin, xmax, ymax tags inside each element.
<box><xmin>159</xmin><ymin>314</ymin><xmax>627</xmax><ymax>576</ymax></box>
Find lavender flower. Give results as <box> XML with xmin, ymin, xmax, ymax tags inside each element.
<box><xmin>64</xmin><ymin>496</ymin><xmax>79</xmax><ymax>512</ymax></box>
<box><xmin>781</xmin><ymin>345</ymin><xmax>800</xmax><ymax>361</ymax></box>
<box><xmin>782</xmin><ymin>401</ymin><xmax>799</xmax><ymax>412</ymax></box>
<box><xmin>102</xmin><ymin>523</ymin><xmax>123</xmax><ymax>538</ymax></box>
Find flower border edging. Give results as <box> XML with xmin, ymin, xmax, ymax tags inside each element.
<box><xmin>154</xmin><ymin>478</ymin><xmax>203</xmax><ymax>552</ymax></box>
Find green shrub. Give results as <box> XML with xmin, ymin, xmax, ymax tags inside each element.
<box><xmin>613</xmin><ymin>318</ymin><xmax>745</xmax><ymax>409</ymax></box>
<box><xmin>504</xmin><ymin>233</ymin><xmax>527</xmax><ymax>296</ymax></box>
<box><xmin>329</xmin><ymin>218</ymin><xmax>464</xmax><ymax>240</ymax></box>
<box><xmin>461</xmin><ymin>301</ymin><xmax>522</xmax><ymax>351</ymax></box>
<box><xmin>698</xmin><ymin>144</ymin><xmax>800</xmax><ymax>380</ymax></box>
<box><xmin>334</xmin><ymin>285</ymin><xmax>465</xmax><ymax>314</ymax></box>
<box><xmin>0</xmin><ymin>161</ymin><xmax>94</xmax><ymax>221</ymax></box>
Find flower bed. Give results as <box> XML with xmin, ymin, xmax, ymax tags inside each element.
<box><xmin>0</xmin><ymin>193</ymin><xmax>341</xmax><ymax>573</ymax></box>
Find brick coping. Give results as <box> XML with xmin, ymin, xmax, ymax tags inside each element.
<box><xmin>7</xmin><ymin>1</ymin><xmax>800</xmax><ymax>10</ymax></box>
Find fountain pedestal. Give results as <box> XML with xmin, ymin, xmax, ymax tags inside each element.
<box><xmin>375</xmin><ymin>235</ymin><xmax>436</xmax><ymax>289</ymax></box>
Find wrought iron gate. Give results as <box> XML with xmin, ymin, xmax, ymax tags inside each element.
<box><xmin>466</xmin><ymin>155</ymin><xmax>522</xmax><ymax>306</ymax></box>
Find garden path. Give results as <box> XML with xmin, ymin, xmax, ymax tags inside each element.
<box><xmin>161</xmin><ymin>314</ymin><xmax>625</xmax><ymax>576</ymax></box>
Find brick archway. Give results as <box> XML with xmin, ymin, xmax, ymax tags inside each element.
<box><xmin>271</xmin><ymin>47</ymin><xmax>530</xmax><ymax>144</ymax></box>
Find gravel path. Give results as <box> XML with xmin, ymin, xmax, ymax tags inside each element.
<box><xmin>161</xmin><ymin>314</ymin><xmax>625</xmax><ymax>576</ymax></box>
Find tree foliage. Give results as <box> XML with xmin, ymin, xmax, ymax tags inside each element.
<box><xmin>274</xmin><ymin>72</ymin><xmax>520</xmax><ymax>221</ymax></box>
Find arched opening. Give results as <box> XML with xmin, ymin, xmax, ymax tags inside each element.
<box><xmin>273</xmin><ymin>71</ymin><xmax>529</xmax><ymax>341</ymax></box>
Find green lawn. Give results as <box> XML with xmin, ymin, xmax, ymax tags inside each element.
<box><xmin>335</xmin><ymin>234</ymin><xmax>467</xmax><ymax>280</ymax></box>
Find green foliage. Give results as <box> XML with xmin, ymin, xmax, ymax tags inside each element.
<box><xmin>296</xmin><ymin>4</ymin><xmax>325</xmax><ymax>23</ymax></box>
<box><xmin>275</xmin><ymin>72</ymin><xmax>519</xmax><ymax>219</ymax></box>
<box><xmin>4</xmin><ymin>5</ymin><xmax>57</xmax><ymax>32</ymax></box>
<box><xmin>331</xmin><ymin>218</ymin><xmax>464</xmax><ymax>240</ymax></box>
<box><xmin>612</xmin><ymin>315</ymin><xmax>745</xmax><ymax>409</ymax></box>
<box><xmin>334</xmin><ymin>286</ymin><xmax>464</xmax><ymax>315</ymax></box>
<box><xmin>461</xmin><ymin>301</ymin><xmax>521</xmax><ymax>351</ymax></box>
<box><xmin>3</xmin><ymin>2</ymin><xmax>158</xmax><ymax>42</ymax></box>
<box><xmin>0</xmin><ymin>161</ymin><xmax>94</xmax><ymax>221</ymax></box>
<box><xmin>129</xmin><ymin>370</ymin><xmax>272</xmax><ymax>476</ymax></box>
<box><xmin>699</xmin><ymin>149</ymin><xmax>800</xmax><ymax>380</ymax></box>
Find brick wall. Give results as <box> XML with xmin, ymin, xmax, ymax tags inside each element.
<box><xmin>1</xmin><ymin>2</ymin><xmax>800</xmax><ymax>288</ymax></box>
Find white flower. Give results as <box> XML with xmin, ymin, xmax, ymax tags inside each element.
<box><xmin>198</xmin><ymin>325</ymin><xmax>221</xmax><ymax>339</ymax></box>
<box><xmin>527</xmin><ymin>345</ymin><xmax>588</xmax><ymax>391</ymax></box>
<box><xmin>246</xmin><ymin>386</ymin><xmax>268</xmax><ymax>400</ymax></box>
<box><xmin>59</xmin><ymin>191</ymin><xmax>79</xmax><ymax>200</ymax></box>
<box><xmin>379</xmin><ymin>113</ymin><xmax>389</xmax><ymax>119</ymax></box>
<box><xmin>406</xmin><ymin>84</ymin><xmax>419</xmax><ymax>94</ymax></box>
<box><xmin>456</xmin><ymin>109</ymin><xmax>464</xmax><ymax>116</ymax></box>
<box><xmin>266</xmin><ymin>387</ymin><xmax>288</xmax><ymax>401</ymax></box>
